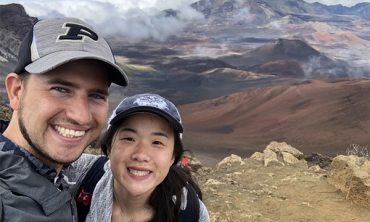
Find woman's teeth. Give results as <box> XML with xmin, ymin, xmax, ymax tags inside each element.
<box><xmin>129</xmin><ymin>168</ymin><xmax>151</xmax><ymax>176</ymax></box>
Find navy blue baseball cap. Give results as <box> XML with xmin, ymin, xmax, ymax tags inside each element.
<box><xmin>108</xmin><ymin>93</ymin><xmax>183</xmax><ymax>133</ymax></box>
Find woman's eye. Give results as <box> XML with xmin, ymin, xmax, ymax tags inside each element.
<box><xmin>123</xmin><ymin>137</ymin><xmax>134</xmax><ymax>142</ymax></box>
<box><xmin>153</xmin><ymin>141</ymin><xmax>163</xmax><ymax>145</ymax></box>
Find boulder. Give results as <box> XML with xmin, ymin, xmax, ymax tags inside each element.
<box><xmin>215</xmin><ymin>154</ymin><xmax>245</xmax><ymax>170</ymax></box>
<box><xmin>251</xmin><ymin>141</ymin><xmax>307</xmax><ymax>167</ymax></box>
<box><xmin>265</xmin><ymin>141</ymin><xmax>304</xmax><ymax>159</ymax></box>
<box><xmin>327</xmin><ymin>155</ymin><xmax>370</xmax><ymax>209</ymax></box>
<box><xmin>263</xmin><ymin>148</ymin><xmax>283</xmax><ymax>167</ymax></box>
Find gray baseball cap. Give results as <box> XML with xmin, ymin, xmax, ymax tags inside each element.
<box><xmin>108</xmin><ymin>93</ymin><xmax>184</xmax><ymax>134</ymax></box>
<box><xmin>14</xmin><ymin>17</ymin><xmax>128</xmax><ymax>87</ymax></box>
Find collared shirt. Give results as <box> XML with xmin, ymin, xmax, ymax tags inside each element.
<box><xmin>0</xmin><ymin>134</ymin><xmax>77</xmax><ymax>191</ymax></box>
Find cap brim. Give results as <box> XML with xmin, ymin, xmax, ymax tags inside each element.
<box><xmin>110</xmin><ymin>107</ymin><xmax>184</xmax><ymax>133</ymax></box>
<box><xmin>25</xmin><ymin>51</ymin><xmax>129</xmax><ymax>87</ymax></box>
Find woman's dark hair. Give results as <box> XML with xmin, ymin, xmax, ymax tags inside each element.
<box><xmin>98</xmin><ymin>117</ymin><xmax>202</xmax><ymax>222</ymax></box>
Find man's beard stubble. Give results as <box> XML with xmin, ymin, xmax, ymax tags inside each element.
<box><xmin>18</xmin><ymin>102</ymin><xmax>73</xmax><ymax>166</ymax></box>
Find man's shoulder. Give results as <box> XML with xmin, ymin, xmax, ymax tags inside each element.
<box><xmin>0</xmin><ymin>134</ymin><xmax>15</xmax><ymax>152</ymax></box>
<box><xmin>0</xmin><ymin>151</ymin><xmax>29</xmax><ymax>168</ymax></box>
<box><xmin>0</xmin><ymin>151</ymin><xmax>60</xmax><ymax>194</ymax></box>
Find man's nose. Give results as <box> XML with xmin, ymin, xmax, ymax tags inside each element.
<box><xmin>65</xmin><ymin>95</ymin><xmax>92</xmax><ymax>125</ymax></box>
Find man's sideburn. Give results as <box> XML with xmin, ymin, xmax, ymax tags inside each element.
<box><xmin>17</xmin><ymin>76</ymin><xmax>72</xmax><ymax>165</ymax></box>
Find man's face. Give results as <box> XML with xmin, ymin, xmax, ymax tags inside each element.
<box><xmin>17</xmin><ymin>59</ymin><xmax>109</xmax><ymax>169</ymax></box>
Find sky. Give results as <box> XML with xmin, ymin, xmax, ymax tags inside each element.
<box><xmin>2</xmin><ymin>0</ymin><xmax>369</xmax><ymax>40</ymax></box>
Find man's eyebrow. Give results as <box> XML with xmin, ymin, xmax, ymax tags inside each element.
<box><xmin>47</xmin><ymin>78</ymin><xmax>77</xmax><ymax>88</ymax></box>
<box><xmin>46</xmin><ymin>78</ymin><xmax>109</xmax><ymax>96</ymax></box>
<box><xmin>93</xmin><ymin>88</ymin><xmax>109</xmax><ymax>96</ymax></box>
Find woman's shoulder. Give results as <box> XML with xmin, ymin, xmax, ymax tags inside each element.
<box><xmin>72</xmin><ymin>153</ymin><xmax>105</xmax><ymax>171</ymax></box>
<box><xmin>198</xmin><ymin>199</ymin><xmax>210</xmax><ymax>222</ymax></box>
<box><xmin>181</xmin><ymin>185</ymin><xmax>210</xmax><ymax>222</ymax></box>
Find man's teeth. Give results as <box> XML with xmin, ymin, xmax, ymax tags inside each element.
<box><xmin>129</xmin><ymin>168</ymin><xmax>151</xmax><ymax>176</ymax></box>
<box><xmin>54</xmin><ymin>125</ymin><xmax>85</xmax><ymax>138</ymax></box>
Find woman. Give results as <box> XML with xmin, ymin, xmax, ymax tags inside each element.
<box><xmin>73</xmin><ymin>93</ymin><xmax>209</xmax><ymax>222</ymax></box>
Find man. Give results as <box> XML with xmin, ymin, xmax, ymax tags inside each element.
<box><xmin>0</xmin><ymin>17</ymin><xmax>128</xmax><ymax>221</ymax></box>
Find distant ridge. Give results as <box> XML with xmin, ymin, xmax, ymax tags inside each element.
<box><xmin>312</xmin><ymin>2</ymin><xmax>370</xmax><ymax>18</ymax></box>
<box><xmin>190</xmin><ymin>0</ymin><xmax>370</xmax><ymax>27</ymax></box>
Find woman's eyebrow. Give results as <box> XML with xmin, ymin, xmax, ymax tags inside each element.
<box><xmin>152</xmin><ymin>132</ymin><xmax>169</xmax><ymax>138</ymax></box>
<box><xmin>119</xmin><ymin>127</ymin><xmax>137</xmax><ymax>133</ymax></box>
<box><xmin>119</xmin><ymin>127</ymin><xmax>169</xmax><ymax>138</ymax></box>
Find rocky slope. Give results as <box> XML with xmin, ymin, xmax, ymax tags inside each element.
<box><xmin>0</xmin><ymin>4</ymin><xmax>37</xmax><ymax>75</ymax></box>
<box><xmin>190</xmin><ymin>141</ymin><xmax>370</xmax><ymax>222</ymax></box>
<box><xmin>190</xmin><ymin>0</ymin><xmax>370</xmax><ymax>27</ymax></box>
<box><xmin>0</xmin><ymin>4</ymin><xmax>37</xmax><ymax>38</ymax></box>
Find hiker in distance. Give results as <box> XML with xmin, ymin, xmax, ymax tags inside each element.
<box><xmin>73</xmin><ymin>93</ymin><xmax>210</xmax><ymax>222</ymax></box>
<box><xmin>0</xmin><ymin>17</ymin><xmax>128</xmax><ymax>222</ymax></box>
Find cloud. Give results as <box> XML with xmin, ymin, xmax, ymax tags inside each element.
<box><xmin>2</xmin><ymin>0</ymin><xmax>203</xmax><ymax>41</ymax></box>
<box><xmin>269</xmin><ymin>21</ymin><xmax>281</xmax><ymax>29</ymax></box>
<box><xmin>232</xmin><ymin>7</ymin><xmax>253</xmax><ymax>25</ymax></box>
<box><xmin>3</xmin><ymin>0</ymin><xmax>368</xmax><ymax>41</ymax></box>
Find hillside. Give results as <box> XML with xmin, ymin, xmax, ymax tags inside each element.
<box><xmin>191</xmin><ymin>0</ymin><xmax>322</xmax><ymax>26</ymax></box>
<box><xmin>302</xmin><ymin>31</ymin><xmax>370</xmax><ymax>48</ymax></box>
<box><xmin>218</xmin><ymin>38</ymin><xmax>351</xmax><ymax>78</ymax></box>
<box><xmin>179</xmin><ymin>77</ymin><xmax>370</xmax><ymax>166</ymax></box>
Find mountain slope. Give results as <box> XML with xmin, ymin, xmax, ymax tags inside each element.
<box><xmin>313</xmin><ymin>2</ymin><xmax>370</xmax><ymax>18</ymax></box>
<box><xmin>218</xmin><ymin>38</ymin><xmax>353</xmax><ymax>77</ymax></box>
<box><xmin>179</xmin><ymin>77</ymin><xmax>370</xmax><ymax>161</ymax></box>
<box><xmin>190</xmin><ymin>0</ymin><xmax>369</xmax><ymax>28</ymax></box>
<box><xmin>191</xmin><ymin>0</ymin><xmax>323</xmax><ymax>26</ymax></box>
<box><xmin>0</xmin><ymin>4</ymin><xmax>37</xmax><ymax>75</ymax></box>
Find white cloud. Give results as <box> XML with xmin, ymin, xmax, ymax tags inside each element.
<box><xmin>2</xmin><ymin>0</ymin><xmax>368</xmax><ymax>40</ymax></box>
<box><xmin>2</xmin><ymin>0</ymin><xmax>202</xmax><ymax>41</ymax></box>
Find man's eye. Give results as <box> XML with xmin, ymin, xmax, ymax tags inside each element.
<box><xmin>52</xmin><ymin>87</ymin><xmax>67</xmax><ymax>92</ymax></box>
<box><xmin>90</xmin><ymin>94</ymin><xmax>105</xmax><ymax>100</ymax></box>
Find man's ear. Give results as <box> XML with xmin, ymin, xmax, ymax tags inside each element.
<box><xmin>5</xmin><ymin>73</ymin><xmax>23</xmax><ymax>110</ymax></box>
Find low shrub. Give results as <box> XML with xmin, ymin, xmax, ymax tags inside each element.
<box><xmin>346</xmin><ymin>144</ymin><xmax>370</xmax><ymax>160</ymax></box>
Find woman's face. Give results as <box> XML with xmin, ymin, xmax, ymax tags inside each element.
<box><xmin>108</xmin><ymin>113</ymin><xmax>175</xmax><ymax>197</ymax></box>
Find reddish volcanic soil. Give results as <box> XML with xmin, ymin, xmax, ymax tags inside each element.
<box><xmin>308</xmin><ymin>31</ymin><xmax>370</xmax><ymax>47</ymax></box>
<box><xmin>178</xmin><ymin>77</ymin><xmax>370</xmax><ymax>166</ymax></box>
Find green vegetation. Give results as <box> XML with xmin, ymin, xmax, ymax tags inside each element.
<box><xmin>116</xmin><ymin>63</ymin><xmax>158</xmax><ymax>76</ymax></box>
<box><xmin>346</xmin><ymin>144</ymin><xmax>370</xmax><ymax>160</ymax></box>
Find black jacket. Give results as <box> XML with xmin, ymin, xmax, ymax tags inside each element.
<box><xmin>0</xmin><ymin>134</ymin><xmax>83</xmax><ymax>222</ymax></box>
